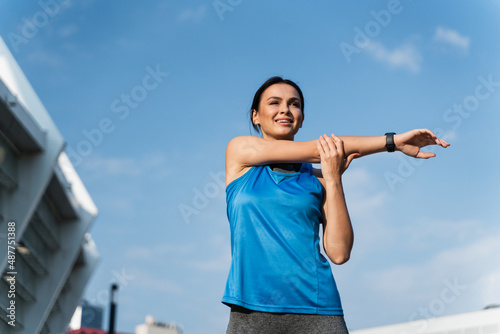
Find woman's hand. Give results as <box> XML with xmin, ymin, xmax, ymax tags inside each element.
<box><xmin>317</xmin><ymin>134</ymin><xmax>359</xmax><ymax>182</ymax></box>
<box><xmin>395</xmin><ymin>129</ymin><xmax>450</xmax><ymax>159</ymax></box>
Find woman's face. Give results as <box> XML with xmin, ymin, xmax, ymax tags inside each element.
<box><xmin>252</xmin><ymin>83</ymin><xmax>304</xmax><ymax>140</ymax></box>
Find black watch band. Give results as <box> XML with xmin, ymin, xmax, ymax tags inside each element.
<box><xmin>385</xmin><ymin>132</ymin><xmax>396</xmax><ymax>152</ymax></box>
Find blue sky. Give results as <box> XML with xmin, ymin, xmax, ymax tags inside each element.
<box><xmin>1</xmin><ymin>1</ymin><xmax>500</xmax><ymax>333</ymax></box>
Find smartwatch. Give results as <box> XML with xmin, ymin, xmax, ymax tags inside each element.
<box><xmin>385</xmin><ymin>132</ymin><xmax>396</xmax><ymax>152</ymax></box>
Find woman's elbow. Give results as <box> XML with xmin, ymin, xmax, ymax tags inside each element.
<box><xmin>324</xmin><ymin>243</ymin><xmax>352</xmax><ymax>265</ymax></box>
<box><xmin>325</xmin><ymin>248</ymin><xmax>351</xmax><ymax>265</ymax></box>
<box><xmin>323</xmin><ymin>235</ymin><xmax>353</xmax><ymax>265</ymax></box>
<box><xmin>330</xmin><ymin>253</ymin><xmax>350</xmax><ymax>265</ymax></box>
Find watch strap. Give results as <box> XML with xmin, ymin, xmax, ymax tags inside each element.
<box><xmin>385</xmin><ymin>132</ymin><xmax>396</xmax><ymax>152</ymax></box>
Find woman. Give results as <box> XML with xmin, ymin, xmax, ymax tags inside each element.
<box><xmin>223</xmin><ymin>77</ymin><xmax>449</xmax><ymax>333</ymax></box>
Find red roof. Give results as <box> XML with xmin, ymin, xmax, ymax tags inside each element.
<box><xmin>68</xmin><ymin>328</ymin><xmax>133</xmax><ymax>334</ymax></box>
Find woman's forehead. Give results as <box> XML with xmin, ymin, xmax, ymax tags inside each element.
<box><xmin>262</xmin><ymin>83</ymin><xmax>300</xmax><ymax>99</ymax></box>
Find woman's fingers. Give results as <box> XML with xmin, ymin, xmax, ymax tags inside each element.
<box><xmin>319</xmin><ymin>134</ymin><xmax>356</xmax><ymax>175</ymax></box>
<box><xmin>322</xmin><ymin>134</ymin><xmax>337</xmax><ymax>154</ymax></box>
<box><xmin>415</xmin><ymin>151</ymin><xmax>436</xmax><ymax>159</ymax></box>
<box><xmin>317</xmin><ymin>136</ymin><xmax>332</xmax><ymax>158</ymax></box>
<box><xmin>331</xmin><ymin>134</ymin><xmax>344</xmax><ymax>155</ymax></box>
<box><xmin>344</xmin><ymin>153</ymin><xmax>360</xmax><ymax>171</ymax></box>
<box><xmin>319</xmin><ymin>134</ymin><xmax>337</xmax><ymax>157</ymax></box>
<box><xmin>438</xmin><ymin>138</ymin><xmax>450</xmax><ymax>147</ymax></box>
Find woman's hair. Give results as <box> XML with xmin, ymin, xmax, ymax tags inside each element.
<box><xmin>250</xmin><ymin>76</ymin><xmax>305</xmax><ymax>133</ymax></box>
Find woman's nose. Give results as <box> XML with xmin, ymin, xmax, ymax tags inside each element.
<box><xmin>279</xmin><ymin>103</ymin><xmax>290</xmax><ymax>113</ymax></box>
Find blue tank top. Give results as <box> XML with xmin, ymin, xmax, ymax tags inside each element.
<box><xmin>222</xmin><ymin>163</ymin><xmax>343</xmax><ymax>315</ymax></box>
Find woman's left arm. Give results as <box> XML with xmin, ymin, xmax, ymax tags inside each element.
<box><xmin>316</xmin><ymin>134</ymin><xmax>358</xmax><ymax>265</ymax></box>
<box><xmin>340</xmin><ymin>129</ymin><xmax>450</xmax><ymax>158</ymax></box>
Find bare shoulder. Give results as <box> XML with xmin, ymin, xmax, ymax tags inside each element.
<box><xmin>226</xmin><ymin>135</ymin><xmax>263</xmax><ymax>156</ymax></box>
<box><xmin>225</xmin><ymin>136</ymin><xmax>260</xmax><ymax>186</ymax></box>
<box><xmin>226</xmin><ymin>135</ymin><xmax>269</xmax><ymax>167</ymax></box>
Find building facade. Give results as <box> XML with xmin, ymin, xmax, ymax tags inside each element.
<box><xmin>350</xmin><ymin>307</ymin><xmax>500</xmax><ymax>334</ymax></box>
<box><xmin>135</xmin><ymin>316</ymin><xmax>182</xmax><ymax>334</ymax></box>
<box><xmin>0</xmin><ymin>36</ymin><xmax>99</xmax><ymax>333</ymax></box>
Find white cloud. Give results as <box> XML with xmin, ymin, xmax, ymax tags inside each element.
<box><xmin>434</xmin><ymin>26</ymin><xmax>470</xmax><ymax>51</ymax></box>
<box><xmin>177</xmin><ymin>5</ymin><xmax>207</xmax><ymax>24</ymax></box>
<box><xmin>186</xmin><ymin>253</ymin><xmax>231</xmax><ymax>273</ymax></box>
<box><xmin>477</xmin><ymin>269</ymin><xmax>500</xmax><ymax>307</ymax></box>
<box><xmin>344</xmin><ymin>168</ymin><xmax>373</xmax><ymax>189</ymax></box>
<box><xmin>365</xmin><ymin>230</ymin><xmax>500</xmax><ymax>306</ymax></box>
<box><xmin>105</xmin><ymin>197</ymin><xmax>137</xmax><ymax>215</ymax></box>
<box><xmin>442</xmin><ymin>129</ymin><xmax>458</xmax><ymax>142</ymax></box>
<box><xmin>83</xmin><ymin>156</ymin><xmax>142</xmax><ymax>176</ymax></box>
<box><xmin>58</xmin><ymin>24</ymin><xmax>79</xmax><ymax>38</ymax></box>
<box><xmin>129</xmin><ymin>270</ymin><xmax>185</xmax><ymax>295</ymax></box>
<box><xmin>185</xmin><ymin>234</ymin><xmax>231</xmax><ymax>273</ymax></box>
<box><xmin>81</xmin><ymin>153</ymin><xmax>172</xmax><ymax>179</ymax></box>
<box><xmin>126</xmin><ymin>242</ymin><xmax>195</xmax><ymax>260</ymax></box>
<box><xmin>340</xmin><ymin>218</ymin><xmax>500</xmax><ymax>328</ymax></box>
<box><xmin>365</xmin><ymin>41</ymin><xmax>422</xmax><ymax>73</ymax></box>
<box><xmin>26</xmin><ymin>50</ymin><xmax>63</xmax><ymax>68</ymax></box>
<box><xmin>402</xmin><ymin>218</ymin><xmax>486</xmax><ymax>249</ymax></box>
<box><xmin>126</xmin><ymin>246</ymin><xmax>152</xmax><ymax>260</ymax></box>
<box><xmin>342</xmin><ymin>168</ymin><xmax>395</xmax><ymax>254</ymax></box>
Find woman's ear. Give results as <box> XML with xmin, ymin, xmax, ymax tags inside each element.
<box><xmin>252</xmin><ymin>109</ymin><xmax>260</xmax><ymax>126</ymax></box>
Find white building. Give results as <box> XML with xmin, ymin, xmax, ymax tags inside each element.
<box><xmin>0</xmin><ymin>36</ymin><xmax>99</xmax><ymax>333</ymax></box>
<box><xmin>351</xmin><ymin>307</ymin><xmax>500</xmax><ymax>334</ymax></box>
<box><xmin>135</xmin><ymin>316</ymin><xmax>182</xmax><ymax>334</ymax></box>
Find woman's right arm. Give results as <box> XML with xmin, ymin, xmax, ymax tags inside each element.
<box><xmin>225</xmin><ymin>136</ymin><xmax>321</xmax><ymax>185</ymax></box>
<box><xmin>225</xmin><ymin>129</ymin><xmax>450</xmax><ymax>185</ymax></box>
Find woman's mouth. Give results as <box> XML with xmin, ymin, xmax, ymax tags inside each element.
<box><xmin>275</xmin><ymin>118</ymin><xmax>293</xmax><ymax>125</ymax></box>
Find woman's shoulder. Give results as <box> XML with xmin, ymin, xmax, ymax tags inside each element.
<box><xmin>225</xmin><ymin>136</ymin><xmax>260</xmax><ymax>186</ymax></box>
<box><xmin>226</xmin><ymin>135</ymin><xmax>262</xmax><ymax>151</ymax></box>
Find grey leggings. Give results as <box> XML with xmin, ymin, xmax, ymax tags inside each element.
<box><xmin>226</xmin><ymin>305</ymin><xmax>349</xmax><ymax>334</ymax></box>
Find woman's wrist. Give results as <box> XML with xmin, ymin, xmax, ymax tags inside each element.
<box><xmin>324</xmin><ymin>177</ymin><xmax>343</xmax><ymax>191</ymax></box>
<box><xmin>393</xmin><ymin>133</ymin><xmax>402</xmax><ymax>151</ymax></box>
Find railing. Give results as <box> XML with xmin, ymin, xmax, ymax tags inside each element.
<box><xmin>32</xmin><ymin>200</ymin><xmax>60</xmax><ymax>251</ymax></box>
<box><xmin>0</xmin><ymin>134</ymin><xmax>17</xmax><ymax>190</ymax></box>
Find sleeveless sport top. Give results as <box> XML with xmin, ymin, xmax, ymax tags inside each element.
<box><xmin>222</xmin><ymin>163</ymin><xmax>344</xmax><ymax>315</ymax></box>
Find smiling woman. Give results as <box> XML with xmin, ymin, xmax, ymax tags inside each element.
<box><xmin>222</xmin><ymin>76</ymin><xmax>449</xmax><ymax>334</ymax></box>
